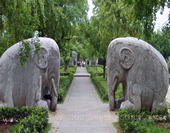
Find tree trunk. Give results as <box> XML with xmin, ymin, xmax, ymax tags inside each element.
<box><xmin>103</xmin><ymin>59</ymin><xmax>106</xmax><ymax>79</ymax></box>
<box><xmin>64</xmin><ymin>60</ymin><xmax>69</xmax><ymax>72</ymax></box>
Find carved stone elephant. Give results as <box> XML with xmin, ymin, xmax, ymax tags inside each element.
<box><xmin>107</xmin><ymin>37</ymin><xmax>169</xmax><ymax>112</ymax></box>
<box><xmin>0</xmin><ymin>37</ymin><xmax>60</xmax><ymax>111</ymax></box>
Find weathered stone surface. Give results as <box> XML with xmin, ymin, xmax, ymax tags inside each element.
<box><xmin>0</xmin><ymin>37</ymin><xmax>60</xmax><ymax>111</ymax></box>
<box><xmin>107</xmin><ymin>37</ymin><xmax>169</xmax><ymax>112</ymax></box>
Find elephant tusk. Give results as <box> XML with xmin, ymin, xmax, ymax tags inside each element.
<box><xmin>51</xmin><ymin>78</ymin><xmax>58</xmax><ymax>97</ymax></box>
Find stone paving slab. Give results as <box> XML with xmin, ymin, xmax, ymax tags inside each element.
<box><xmin>49</xmin><ymin>67</ymin><xmax>118</xmax><ymax>133</ymax></box>
<box><xmin>74</xmin><ymin>73</ymin><xmax>90</xmax><ymax>77</ymax></box>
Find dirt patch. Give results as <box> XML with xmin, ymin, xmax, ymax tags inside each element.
<box><xmin>0</xmin><ymin>122</ymin><xmax>16</xmax><ymax>132</ymax></box>
<box><xmin>156</xmin><ymin>121</ymin><xmax>170</xmax><ymax>131</ymax></box>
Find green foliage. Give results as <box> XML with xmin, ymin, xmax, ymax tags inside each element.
<box><xmin>86</xmin><ymin>65</ymin><xmax>108</xmax><ymax>101</ymax></box>
<box><xmin>86</xmin><ymin>65</ymin><xmax>123</xmax><ymax>102</ymax></box>
<box><xmin>118</xmin><ymin>108</ymin><xmax>169</xmax><ymax>133</ymax></box>
<box><xmin>85</xmin><ymin>65</ymin><xmax>108</xmax><ymax>101</ymax></box>
<box><xmin>122</xmin><ymin>0</ymin><xmax>169</xmax><ymax>40</ymax></box>
<box><xmin>60</xmin><ymin>65</ymin><xmax>77</xmax><ymax>75</ymax></box>
<box><xmin>0</xmin><ymin>0</ymin><xmax>89</xmax><ymax>68</ymax></box>
<box><xmin>90</xmin><ymin>75</ymin><xmax>108</xmax><ymax>101</ymax></box>
<box><xmin>58</xmin><ymin>66</ymin><xmax>77</xmax><ymax>102</ymax></box>
<box><xmin>18</xmin><ymin>37</ymin><xmax>41</xmax><ymax>66</ymax></box>
<box><xmin>0</xmin><ymin>0</ymin><xmax>39</xmax><ymax>54</ymax></box>
<box><xmin>86</xmin><ymin>65</ymin><xmax>103</xmax><ymax>76</ymax></box>
<box><xmin>167</xmin><ymin>57</ymin><xmax>170</xmax><ymax>71</ymax></box>
<box><xmin>0</xmin><ymin>106</ymin><xmax>49</xmax><ymax>133</ymax></box>
<box><xmin>149</xmin><ymin>26</ymin><xmax>170</xmax><ymax>60</ymax></box>
<box><xmin>115</xmin><ymin>84</ymin><xmax>123</xmax><ymax>100</ymax></box>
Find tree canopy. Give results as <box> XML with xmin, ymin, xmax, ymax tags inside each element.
<box><xmin>0</xmin><ymin>0</ymin><xmax>169</xmax><ymax>72</ymax></box>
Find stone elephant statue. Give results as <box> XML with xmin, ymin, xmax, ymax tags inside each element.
<box><xmin>0</xmin><ymin>37</ymin><xmax>60</xmax><ymax>111</ymax></box>
<box><xmin>107</xmin><ymin>37</ymin><xmax>169</xmax><ymax>112</ymax></box>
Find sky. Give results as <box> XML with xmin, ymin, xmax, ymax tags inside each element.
<box><xmin>154</xmin><ymin>6</ymin><xmax>169</xmax><ymax>31</ymax></box>
<box><xmin>87</xmin><ymin>0</ymin><xmax>94</xmax><ymax>19</ymax></box>
<box><xmin>87</xmin><ymin>0</ymin><xmax>169</xmax><ymax>32</ymax></box>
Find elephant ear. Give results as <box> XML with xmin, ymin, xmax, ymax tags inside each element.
<box><xmin>33</xmin><ymin>48</ymin><xmax>49</xmax><ymax>69</ymax></box>
<box><xmin>119</xmin><ymin>47</ymin><xmax>135</xmax><ymax>69</ymax></box>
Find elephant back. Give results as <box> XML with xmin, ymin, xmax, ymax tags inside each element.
<box><xmin>110</xmin><ymin>37</ymin><xmax>168</xmax><ymax>72</ymax></box>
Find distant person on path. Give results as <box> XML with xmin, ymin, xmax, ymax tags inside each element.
<box><xmin>82</xmin><ymin>61</ymin><xmax>85</xmax><ymax>68</ymax></box>
<box><xmin>80</xmin><ymin>61</ymin><xmax>82</xmax><ymax>69</ymax></box>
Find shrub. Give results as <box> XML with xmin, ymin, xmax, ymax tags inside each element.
<box><xmin>90</xmin><ymin>76</ymin><xmax>108</xmax><ymax>101</ymax></box>
<box><xmin>0</xmin><ymin>106</ymin><xmax>48</xmax><ymax>132</ymax></box>
<box><xmin>118</xmin><ymin>108</ymin><xmax>169</xmax><ymax>133</ymax></box>
<box><xmin>58</xmin><ymin>73</ymin><xmax>75</xmax><ymax>102</ymax></box>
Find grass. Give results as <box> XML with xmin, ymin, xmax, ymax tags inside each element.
<box><xmin>115</xmin><ymin>83</ymin><xmax>123</xmax><ymax>100</ymax></box>
<box><xmin>43</xmin><ymin>123</ymin><xmax>52</xmax><ymax>133</ymax></box>
<box><xmin>113</xmin><ymin>122</ymin><xmax>124</xmax><ymax>133</ymax></box>
<box><xmin>95</xmin><ymin>76</ymin><xmax>123</xmax><ymax>100</ymax></box>
<box><xmin>167</xmin><ymin>102</ymin><xmax>170</xmax><ymax>109</ymax></box>
<box><xmin>114</xmin><ymin>120</ymin><xmax>170</xmax><ymax>133</ymax></box>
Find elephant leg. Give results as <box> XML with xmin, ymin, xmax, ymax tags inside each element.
<box><xmin>0</xmin><ymin>90</ymin><xmax>14</xmax><ymax>107</ymax></box>
<box><xmin>152</xmin><ymin>100</ymin><xmax>168</xmax><ymax>112</ymax></box>
<box><xmin>109</xmin><ymin>92</ymin><xmax>115</xmax><ymax>111</ymax></box>
<box><xmin>130</xmin><ymin>84</ymin><xmax>142</xmax><ymax>109</ymax></box>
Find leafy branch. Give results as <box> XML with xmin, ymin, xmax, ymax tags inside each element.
<box><xmin>18</xmin><ymin>37</ymin><xmax>41</xmax><ymax>66</ymax></box>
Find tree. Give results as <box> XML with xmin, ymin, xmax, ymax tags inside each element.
<box><xmin>149</xmin><ymin>25</ymin><xmax>170</xmax><ymax>60</ymax></box>
<box><xmin>122</xmin><ymin>0</ymin><xmax>169</xmax><ymax>40</ymax></box>
<box><xmin>91</xmin><ymin>0</ymin><xmax>143</xmax><ymax>78</ymax></box>
<box><xmin>167</xmin><ymin>56</ymin><xmax>170</xmax><ymax>72</ymax></box>
<box><xmin>0</xmin><ymin>0</ymin><xmax>39</xmax><ymax>55</ymax></box>
<box><xmin>0</xmin><ymin>0</ymin><xmax>89</xmax><ymax>71</ymax></box>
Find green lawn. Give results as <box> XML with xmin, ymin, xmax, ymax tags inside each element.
<box><xmin>60</xmin><ymin>65</ymin><xmax>77</xmax><ymax>73</ymax></box>
<box><xmin>94</xmin><ymin>76</ymin><xmax>123</xmax><ymax>101</ymax></box>
<box><xmin>88</xmin><ymin>66</ymin><xmax>103</xmax><ymax>73</ymax></box>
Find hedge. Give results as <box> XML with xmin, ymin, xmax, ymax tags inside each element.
<box><xmin>58</xmin><ymin>65</ymin><xmax>77</xmax><ymax>102</ymax></box>
<box><xmin>58</xmin><ymin>73</ymin><xmax>74</xmax><ymax>102</ymax></box>
<box><xmin>0</xmin><ymin>106</ymin><xmax>48</xmax><ymax>133</ymax></box>
<box><xmin>60</xmin><ymin>65</ymin><xmax>77</xmax><ymax>75</ymax></box>
<box><xmin>86</xmin><ymin>65</ymin><xmax>103</xmax><ymax>76</ymax></box>
<box><xmin>90</xmin><ymin>75</ymin><xmax>108</xmax><ymax>101</ymax></box>
<box><xmin>119</xmin><ymin>108</ymin><xmax>169</xmax><ymax>133</ymax></box>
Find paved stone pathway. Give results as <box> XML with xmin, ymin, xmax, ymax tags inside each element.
<box><xmin>166</xmin><ymin>85</ymin><xmax>170</xmax><ymax>103</ymax></box>
<box><xmin>49</xmin><ymin>67</ymin><xmax>118</xmax><ymax>133</ymax></box>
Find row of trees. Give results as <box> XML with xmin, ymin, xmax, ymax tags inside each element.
<box><xmin>82</xmin><ymin>0</ymin><xmax>169</xmax><ymax>78</ymax></box>
<box><xmin>0</xmin><ymin>0</ymin><xmax>88</xmax><ymax>71</ymax></box>
<box><xmin>0</xmin><ymin>0</ymin><xmax>169</xmax><ymax>74</ymax></box>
